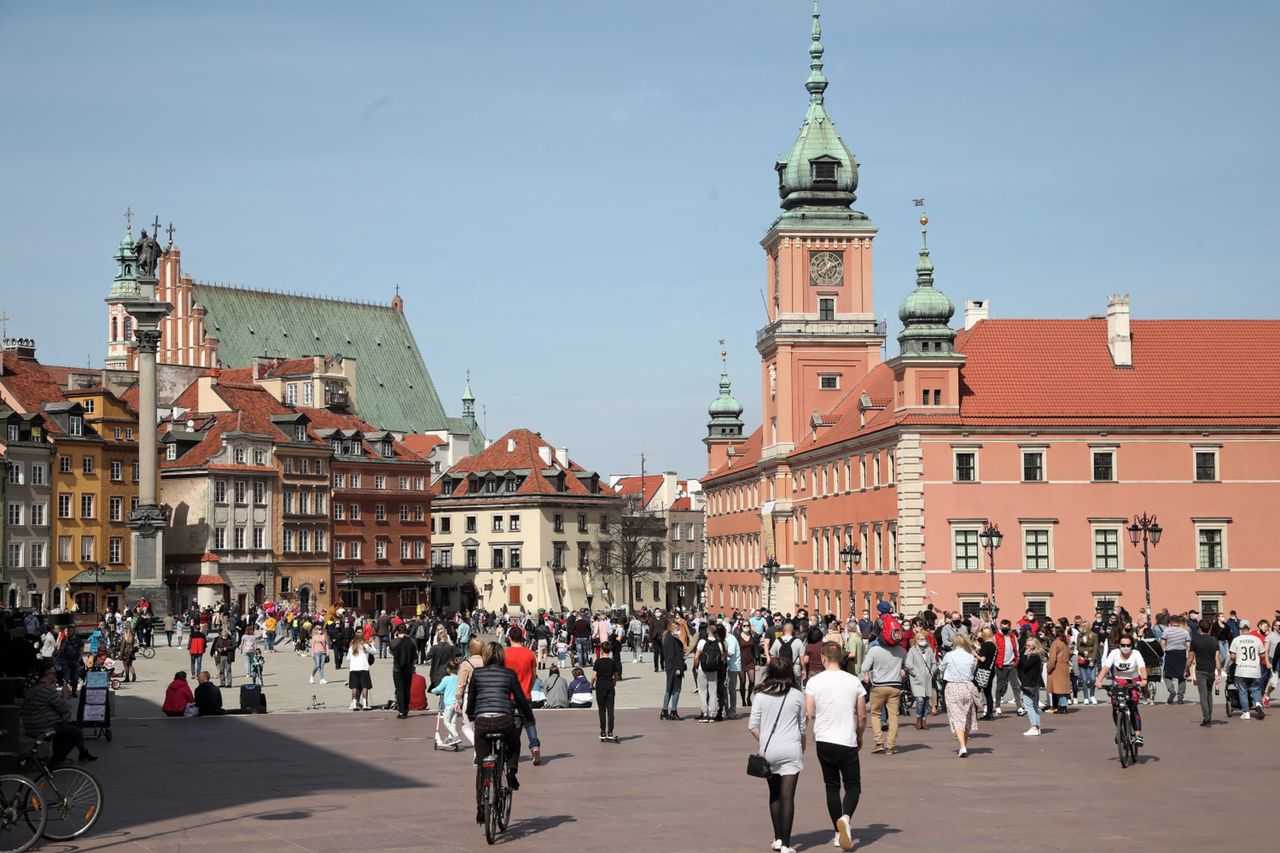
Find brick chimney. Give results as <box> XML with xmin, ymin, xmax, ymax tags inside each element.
<box><xmin>1106</xmin><ymin>294</ymin><xmax>1132</xmax><ymax>368</ymax></box>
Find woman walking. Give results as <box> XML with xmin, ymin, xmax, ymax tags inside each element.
<box><xmin>906</xmin><ymin>631</ymin><xmax>936</xmax><ymax>730</ymax></box>
<box><xmin>119</xmin><ymin>628</ymin><xmax>138</xmax><ymax>683</ymax></box>
<box><xmin>1076</xmin><ymin>625</ymin><xmax>1100</xmax><ymax>704</ymax></box>
<box><xmin>310</xmin><ymin>622</ymin><xmax>330</xmax><ymax>684</ymax></box>
<box><xmin>940</xmin><ymin>634</ymin><xmax>978</xmax><ymax>757</ymax></box>
<box><xmin>1018</xmin><ymin>636</ymin><xmax>1046</xmax><ymax>736</ymax></box>
<box><xmin>426</xmin><ymin>626</ymin><xmax>455</xmax><ymax>691</ymax></box>
<box><xmin>737</xmin><ymin>622</ymin><xmax>758</xmax><ymax>708</ymax></box>
<box><xmin>1046</xmin><ymin>627</ymin><xmax>1072</xmax><ymax>713</ymax></box>
<box><xmin>747</xmin><ymin>657</ymin><xmax>806</xmax><ymax>853</ymax></box>
<box><xmin>975</xmin><ymin>627</ymin><xmax>997</xmax><ymax>720</ymax></box>
<box><xmin>348</xmin><ymin>635</ymin><xmax>373</xmax><ymax>710</ymax></box>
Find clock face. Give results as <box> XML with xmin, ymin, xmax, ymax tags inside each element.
<box><xmin>810</xmin><ymin>251</ymin><xmax>843</xmax><ymax>287</ymax></box>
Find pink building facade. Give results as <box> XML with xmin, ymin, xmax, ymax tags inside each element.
<box><xmin>702</xmin><ymin>5</ymin><xmax>1280</xmax><ymax>623</ymax></box>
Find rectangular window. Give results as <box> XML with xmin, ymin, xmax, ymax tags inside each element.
<box><xmin>333</xmin><ymin>502</ymin><xmax>344</xmax><ymax>520</ymax></box>
<box><xmin>314</xmin><ymin>493</ymin><xmax>324</xmax><ymax>514</ymax></box>
<box><xmin>398</xmin><ymin>476</ymin><xmax>409</xmax><ymax>490</ymax></box>
<box><xmin>401</xmin><ymin>540</ymin><xmax>410</xmax><ymax>560</ymax></box>
<box><xmin>376</xmin><ymin>540</ymin><xmax>387</xmax><ymax>560</ymax></box>
<box><xmin>5</xmin><ymin>502</ymin><xmax>21</xmax><ymax>526</ymax></box>
<box><xmin>1198</xmin><ymin>528</ymin><xmax>1224</xmax><ymax>569</ymax></box>
<box><xmin>165</xmin><ymin>444</ymin><xmax>177</xmax><ymax>461</ymax></box>
<box><xmin>234</xmin><ymin>447</ymin><xmax>247</xmax><ymax>465</ymax></box>
<box><xmin>440</xmin><ymin>517</ymin><xmax>451</xmax><ymax>534</ymax></box>
<box><xmin>1194</xmin><ymin>450</ymin><xmax>1217</xmax><ymax>482</ymax></box>
<box><xmin>375</xmin><ymin>503</ymin><xmax>386</xmax><ymax>521</ymax></box>
<box><xmin>80</xmin><ymin>536</ymin><xmax>94</xmax><ymax>562</ymax></box>
<box><xmin>1022</xmin><ymin>451</ymin><xmax>1044</xmax><ymax>482</ymax></box>
<box><xmin>375</xmin><ymin>475</ymin><xmax>386</xmax><ymax>490</ymax></box>
<box><xmin>30</xmin><ymin>502</ymin><xmax>46</xmax><ymax>527</ymax></box>
<box><xmin>578</xmin><ymin>513</ymin><xmax>588</xmax><ymax>533</ymax></box>
<box><xmin>1092</xmin><ymin>450</ymin><xmax>1114</xmax><ymax>482</ymax></box>
<box><xmin>465</xmin><ymin>515</ymin><xmax>477</xmax><ymax>533</ymax></box>
<box><xmin>578</xmin><ymin>545</ymin><xmax>590</xmax><ymax>570</ymax></box>
<box><xmin>350</xmin><ymin>503</ymin><xmax>359</xmax><ymax>520</ymax></box>
<box><xmin>5</xmin><ymin>425</ymin><xmax>16</xmax><ymax>443</ymax></box>
<box><xmin>110</xmin><ymin>460</ymin><xmax>122</xmax><ymax>481</ymax></box>
<box><xmin>1025</xmin><ymin>529</ymin><xmax>1050</xmax><ymax>570</ymax></box>
<box><xmin>400</xmin><ymin>504</ymin><xmax>410</xmax><ymax>522</ymax></box>
<box><xmin>349</xmin><ymin>473</ymin><xmax>360</xmax><ymax>489</ymax></box>
<box><xmin>672</xmin><ymin>524</ymin><xmax>681</xmax><ymax>542</ymax></box>
<box><xmin>68</xmin><ymin>416</ymin><xmax>82</xmax><ymax>437</ymax></box>
<box><xmin>466</xmin><ymin>548</ymin><xmax>478</xmax><ymax>570</ymax></box>
<box><xmin>333</xmin><ymin>473</ymin><xmax>344</xmax><ymax>489</ymax></box>
<box><xmin>80</xmin><ymin>494</ymin><xmax>94</xmax><ymax>519</ymax></box>
<box><xmin>314</xmin><ymin>530</ymin><xmax>325</xmax><ymax>552</ymax></box>
<box><xmin>214</xmin><ymin>527</ymin><xmax>226</xmax><ymax>549</ymax></box>
<box><xmin>653</xmin><ymin>581</ymin><xmax>661</xmax><ymax>601</ymax></box>
<box><xmin>30</xmin><ymin>542</ymin><xmax>45</xmax><ymax>568</ymax></box>
<box><xmin>819</xmin><ymin>374</ymin><xmax>839</xmax><ymax>390</ymax></box>
<box><xmin>283</xmin><ymin>491</ymin><xmax>295</xmax><ymax>515</ymax></box>
<box><xmin>335</xmin><ymin>541</ymin><xmax>345</xmax><ymax>559</ymax></box>
<box><xmin>492</xmin><ymin>515</ymin><xmax>503</xmax><ymax>532</ymax></box>
<box><xmin>509</xmin><ymin>514</ymin><xmax>521</xmax><ymax>532</ymax></box>
<box><xmin>109</xmin><ymin>496</ymin><xmax>122</xmax><ymax>522</ymax></box>
<box><xmin>414</xmin><ymin>476</ymin><xmax>425</xmax><ymax>491</ymax></box>
<box><xmin>108</xmin><ymin>537</ymin><xmax>123</xmax><ymax>564</ymax></box>
<box><xmin>1093</xmin><ymin>528</ymin><xmax>1120</xmax><ymax>570</ymax></box>
<box><xmin>818</xmin><ymin>297</ymin><xmax>835</xmax><ymax>321</ymax></box>
<box><xmin>1025</xmin><ymin>599</ymin><xmax>1049</xmax><ymax>619</ymax></box>
<box><xmin>295</xmin><ymin>425</ymin><xmax>307</xmax><ymax>442</ymax></box>
<box><xmin>303</xmin><ymin>383</ymin><xmax>313</xmax><ymax>406</ymax></box>
<box><xmin>413</xmin><ymin>504</ymin><xmax>424</xmax><ymax>521</ymax></box>
<box><xmin>253</xmin><ymin>526</ymin><xmax>265</xmax><ymax>549</ymax></box>
<box><xmin>132</xmin><ymin>461</ymin><xmax>140</xmax><ymax>482</ymax></box>
<box><xmin>234</xmin><ymin>481</ymin><xmax>246</xmax><ymax>504</ymax></box>
<box><xmin>300</xmin><ymin>529</ymin><xmax>312</xmax><ymax>552</ymax></box>
<box><xmin>214</xmin><ymin>480</ymin><xmax>227</xmax><ymax>503</ymax></box>
<box><xmin>286</xmin><ymin>383</ymin><xmax>298</xmax><ymax>405</ymax></box>
<box><xmin>509</xmin><ymin>547</ymin><xmax>521</xmax><ymax>569</ymax></box>
<box><xmin>59</xmin><ymin>456</ymin><xmax>71</xmax><ymax>474</ymax></box>
<box><xmin>6</xmin><ymin>543</ymin><xmax>22</xmax><ymax>569</ymax></box>
<box><xmin>234</xmin><ymin>527</ymin><xmax>246</xmax><ymax>550</ymax></box>
<box><xmin>413</xmin><ymin>540</ymin><xmax>424</xmax><ymax>560</ymax></box>
<box><xmin>553</xmin><ymin>513</ymin><xmax>564</xmax><ymax>533</ymax></box>
<box><xmin>82</xmin><ymin>456</ymin><xmax>94</xmax><ymax>475</ymax></box>
<box><xmin>58</xmin><ymin>537</ymin><xmax>71</xmax><ymax>563</ymax></box>
<box><xmin>254</xmin><ymin>449</ymin><xmax>266</xmax><ymax>466</ymax></box>
<box><xmin>953</xmin><ymin>529</ymin><xmax>980</xmax><ymax>571</ymax></box>
<box><xmin>253</xmin><ymin>481</ymin><xmax>266</xmax><ymax>505</ymax></box>
<box><xmin>30</xmin><ymin>463</ymin><xmax>44</xmax><ymax>486</ymax></box>
<box><xmin>58</xmin><ymin>494</ymin><xmax>71</xmax><ymax>518</ymax></box>
<box><xmin>492</xmin><ymin>548</ymin><xmax>505</xmax><ymax>569</ymax></box>
<box><xmin>954</xmin><ymin>452</ymin><xmax>976</xmax><ymax>482</ymax></box>
<box><xmin>283</xmin><ymin>530</ymin><xmax>295</xmax><ymax>553</ymax></box>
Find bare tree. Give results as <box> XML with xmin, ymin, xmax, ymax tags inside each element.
<box><xmin>590</xmin><ymin>502</ymin><xmax>667</xmax><ymax>611</ymax></box>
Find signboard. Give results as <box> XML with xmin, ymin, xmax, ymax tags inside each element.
<box><xmin>77</xmin><ymin>667</ymin><xmax>112</xmax><ymax>731</ymax></box>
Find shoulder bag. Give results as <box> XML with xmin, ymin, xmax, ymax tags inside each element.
<box><xmin>747</xmin><ymin>692</ymin><xmax>787</xmax><ymax>778</ymax></box>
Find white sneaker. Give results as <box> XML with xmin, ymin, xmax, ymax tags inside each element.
<box><xmin>1024</xmin><ymin>727</ymin><xmax>1041</xmax><ymax>736</ymax></box>
<box><xmin>772</xmin><ymin>840</ymin><xmax>783</xmax><ymax>851</ymax></box>
<box><xmin>837</xmin><ymin>814</ymin><xmax>853</xmax><ymax>850</ymax></box>
<box><xmin>1089</xmin><ymin>696</ymin><xmax>1098</xmax><ymax>705</ymax></box>
<box><xmin>309</xmin><ymin>675</ymin><xmax>315</xmax><ymax>684</ymax></box>
<box><xmin>320</xmin><ymin>678</ymin><xmax>327</xmax><ymax>684</ymax></box>
<box><xmin>832</xmin><ymin>833</ymin><xmax>843</xmax><ymax>848</ymax></box>
<box><xmin>1241</xmin><ymin>711</ymin><xmax>1251</xmax><ymax>720</ymax></box>
<box><xmin>994</xmin><ymin>707</ymin><xmax>1002</xmax><ymax>717</ymax></box>
<box><xmin>349</xmin><ymin>699</ymin><xmax>358</xmax><ymax>710</ymax></box>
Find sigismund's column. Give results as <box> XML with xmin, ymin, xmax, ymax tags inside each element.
<box><xmin>118</xmin><ymin>221</ymin><xmax>173</xmax><ymax>613</ymax></box>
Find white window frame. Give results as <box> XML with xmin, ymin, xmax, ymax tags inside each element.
<box><xmin>818</xmin><ymin>373</ymin><xmax>840</xmax><ymax>391</ymax></box>
<box><xmin>1193</xmin><ymin>519</ymin><xmax>1230</xmax><ymax>570</ymax></box>
<box><xmin>1091</xmin><ymin>523</ymin><xmax>1124</xmax><ymax>571</ymax></box>
<box><xmin>951</xmin><ymin>524</ymin><xmax>982</xmax><ymax>571</ymax></box>
<box><xmin>1192</xmin><ymin>445</ymin><xmax>1220</xmax><ymax>483</ymax></box>
<box><xmin>1022</xmin><ymin>525</ymin><xmax>1054</xmax><ymax>571</ymax></box>
<box><xmin>1090</xmin><ymin>446</ymin><xmax>1118</xmax><ymax>482</ymax></box>
<box><xmin>1020</xmin><ymin>446</ymin><xmax>1047</xmax><ymax>483</ymax></box>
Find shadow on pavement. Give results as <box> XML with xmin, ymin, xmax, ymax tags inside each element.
<box><xmin>501</xmin><ymin>814</ymin><xmax>577</xmax><ymax>842</ymax></box>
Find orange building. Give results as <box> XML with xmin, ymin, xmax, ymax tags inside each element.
<box><xmin>702</xmin><ymin>5</ymin><xmax>1280</xmax><ymax>623</ymax></box>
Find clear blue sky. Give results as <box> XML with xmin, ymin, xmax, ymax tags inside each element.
<box><xmin>2</xmin><ymin>2</ymin><xmax>1277</xmax><ymax>479</ymax></box>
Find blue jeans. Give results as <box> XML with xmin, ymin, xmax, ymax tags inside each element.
<box><xmin>1022</xmin><ymin>690</ymin><xmax>1041</xmax><ymax>728</ymax></box>
<box><xmin>523</xmin><ymin>721</ymin><xmax>541</xmax><ymax>752</ymax></box>
<box><xmin>575</xmin><ymin>638</ymin><xmax>591</xmax><ymax>666</ymax></box>
<box><xmin>311</xmin><ymin>652</ymin><xmax>326</xmax><ymax>680</ymax></box>
<box><xmin>1079</xmin><ymin>666</ymin><xmax>1097</xmax><ymax>699</ymax></box>
<box><xmin>915</xmin><ymin>696</ymin><xmax>930</xmax><ymax>718</ymax></box>
<box><xmin>190</xmin><ymin>654</ymin><xmax>203</xmax><ymax>675</ymax></box>
<box><xmin>1236</xmin><ymin>675</ymin><xmax>1263</xmax><ymax>710</ymax></box>
<box><xmin>265</xmin><ymin>631</ymin><xmax>275</xmax><ymax>651</ymax></box>
<box><xmin>663</xmin><ymin>671</ymin><xmax>683</xmax><ymax>712</ymax></box>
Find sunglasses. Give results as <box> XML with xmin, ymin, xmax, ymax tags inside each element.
<box><xmin>1119</xmin><ymin>644</ymin><xmax>1133</xmax><ymax>649</ymax></box>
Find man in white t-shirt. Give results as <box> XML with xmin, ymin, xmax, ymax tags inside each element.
<box><xmin>1096</xmin><ymin>637</ymin><xmax>1147</xmax><ymax>745</ymax></box>
<box><xmin>805</xmin><ymin>641</ymin><xmax>868</xmax><ymax>852</ymax></box>
<box><xmin>1229</xmin><ymin>620</ymin><xmax>1268</xmax><ymax>719</ymax></box>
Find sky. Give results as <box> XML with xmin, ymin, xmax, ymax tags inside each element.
<box><xmin>2</xmin><ymin>1</ymin><xmax>1277</xmax><ymax>479</ymax></box>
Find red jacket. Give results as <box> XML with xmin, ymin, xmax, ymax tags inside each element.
<box><xmin>993</xmin><ymin>630</ymin><xmax>1020</xmax><ymax>667</ymax></box>
<box><xmin>162</xmin><ymin>679</ymin><xmax>195</xmax><ymax>714</ymax></box>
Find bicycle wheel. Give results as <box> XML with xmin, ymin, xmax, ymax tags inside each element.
<box><xmin>483</xmin><ymin>769</ymin><xmax>499</xmax><ymax>846</ymax></box>
<box><xmin>0</xmin><ymin>774</ymin><xmax>47</xmax><ymax>853</ymax></box>
<box><xmin>1116</xmin><ymin>712</ymin><xmax>1132</xmax><ymax>768</ymax></box>
<box><xmin>37</xmin><ymin>766</ymin><xmax>104</xmax><ymax>840</ymax></box>
<box><xmin>498</xmin><ymin>784</ymin><xmax>512</xmax><ymax>832</ymax></box>
<box><xmin>139</xmin><ymin>646</ymin><xmax>156</xmax><ymax>660</ymax></box>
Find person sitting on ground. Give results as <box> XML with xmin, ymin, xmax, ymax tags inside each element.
<box><xmin>193</xmin><ymin>671</ymin><xmax>224</xmax><ymax>716</ymax></box>
<box><xmin>567</xmin><ymin>666</ymin><xmax>593</xmax><ymax>708</ymax></box>
<box><xmin>21</xmin><ymin>663</ymin><xmax>96</xmax><ymax>762</ymax></box>
<box><xmin>162</xmin><ymin>671</ymin><xmax>196</xmax><ymax>718</ymax></box>
<box><xmin>542</xmin><ymin>664</ymin><xmax>569</xmax><ymax>709</ymax></box>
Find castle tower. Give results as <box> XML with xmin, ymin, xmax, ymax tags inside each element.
<box><xmin>105</xmin><ymin>228</ymin><xmax>140</xmax><ymax>370</ymax></box>
<box><xmin>705</xmin><ymin>345</ymin><xmax>745</xmax><ymax>470</ymax></box>
<box><xmin>757</xmin><ymin>0</ymin><xmax>885</xmax><ymax>461</ymax></box>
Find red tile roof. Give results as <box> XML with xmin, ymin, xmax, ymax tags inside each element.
<box><xmin>440</xmin><ymin>428</ymin><xmax>610</xmax><ymax>498</ymax></box>
<box><xmin>403</xmin><ymin>434</ymin><xmax>445</xmax><ymax>455</ymax></box>
<box><xmin>40</xmin><ymin>364</ymin><xmax>103</xmax><ymax>389</ymax></box>
<box><xmin>611</xmin><ymin>475</ymin><xmax>666</xmax><ymax>506</ymax></box>
<box><xmin>0</xmin><ymin>355</ymin><xmax>69</xmax><ymax>434</ymax></box>
<box><xmin>702</xmin><ymin>427</ymin><xmax>764</xmax><ymax>484</ymax></box>
<box><xmin>671</xmin><ymin>496</ymin><xmax>692</xmax><ymax>511</ymax></box>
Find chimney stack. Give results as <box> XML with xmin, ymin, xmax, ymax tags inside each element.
<box><xmin>537</xmin><ymin>445</ymin><xmax>552</xmax><ymax>467</ymax></box>
<box><xmin>1106</xmin><ymin>294</ymin><xmax>1132</xmax><ymax>368</ymax></box>
<box><xmin>963</xmin><ymin>299</ymin><xmax>989</xmax><ymax>330</ymax></box>
<box><xmin>554</xmin><ymin>447</ymin><xmax>569</xmax><ymax>468</ymax></box>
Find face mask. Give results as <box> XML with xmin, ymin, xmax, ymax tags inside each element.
<box><xmin>952</xmin><ymin>620</ymin><xmax>962</xmax><ymax>627</ymax></box>
<box><xmin>917</xmin><ymin>639</ymin><xmax>929</xmax><ymax>646</ymax></box>
<box><xmin>1000</xmin><ymin>627</ymin><xmax>1010</xmax><ymax>634</ymax></box>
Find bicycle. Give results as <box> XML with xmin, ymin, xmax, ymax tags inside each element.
<box><xmin>0</xmin><ymin>773</ymin><xmax>46</xmax><ymax>853</ymax></box>
<box><xmin>1107</xmin><ymin>682</ymin><xmax>1141</xmax><ymax>768</ymax></box>
<box><xmin>477</xmin><ymin>724</ymin><xmax>513</xmax><ymax>845</ymax></box>
<box><xmin>20</xmin><ymin>733</ymin><xmax>104</xmax><ymax>840</ymax></box>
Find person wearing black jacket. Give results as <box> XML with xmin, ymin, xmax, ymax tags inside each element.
<box><xmin>390</xmin><ymin>624</ymin><xmax>418</xmax><ymax>718</ymax></box>
<box><xmin>466</xmin><ymin>642</ymin><xmax>536</xmax><ymax>821</ymax></box>
<box><xmin>660</xmin><ymin>624</ymin><xmax>687</xmax><ymax>720</ymax></box>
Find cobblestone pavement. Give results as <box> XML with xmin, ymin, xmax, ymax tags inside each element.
<box><xmin>70</xmin><ymin>691</ymin><xmax>1267</xmax><ymax>853</ymax></box>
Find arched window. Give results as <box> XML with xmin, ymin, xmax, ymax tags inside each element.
<box><xmin>74</xmin><ymin>591</ymin><xmax>95</xmax><ymax>613</ymax></box>
<box><xmin>111</xmin><ymin>317</ymin><xmax>118</xmax><ymax>341</ymax></box>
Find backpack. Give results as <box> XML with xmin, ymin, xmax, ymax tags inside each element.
<box><xmin>699</xmin><ymin>639</ymin><xmax>724</xmax><ymax>672</ymax></box>
<box><xmin>413</xmin><ymin>622</ymin><xmax>426</xmax><ymax>641</ymax></box>
<box><xmin>777</xmin><ymin>637</ymin><xmax>800</xmax><ymax>665</ymax></box>
<box><xmin>879</xmin><ymin>614</ymin><xmax>905</xmax><ymax>647</ymax></box>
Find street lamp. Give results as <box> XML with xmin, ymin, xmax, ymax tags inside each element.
<box><xmin>420</xmin><ymin>567</ymin><xmax>430</xmax><ymax>611</ymax></box>
<box><xmin>839</xmin><ymin>542</ymin><xmax>862</xmax><ymax>622</ymax></box>
<box><xmin>258</xmin><ymin>566</ymin><xmax>272</xmax><ymax>605</ymax></box>
<box><xmin>979</xmin><ymin>521</ymin><xmax>1003</xmax><ymax>620</ymax></box>
<box><xmin>760</xmin><ymin>557</ymin><xmax>780</xmax><ymax>614</ymax></box>
<box><xmin>1127</xmin><ymin>513</ymin><xmax>1162</xmax><ymax>614</ymax></box>
<box><xmin>344</xmin><ymin>567</ymin><xmax>359</xmax><ymax>609</ymax></box>
<box><xmin>87</xmin><ymin>561</ymin><xmax>102</xmax><ymax>618</ymax></box>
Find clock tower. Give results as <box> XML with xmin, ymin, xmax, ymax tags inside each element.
<box><xmin>757</xmin><ymin>0</ymin><xmax>885</xmax><ymax>462</ymax></box>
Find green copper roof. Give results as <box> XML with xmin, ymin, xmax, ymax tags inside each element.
<box><xmin>897</xmin><ymin>215</ymin><xmax>957</xmax><ymax>354</ymax></box>
<box><xmin>110</xmin><ymin>231</ymin><xmax>140</xmax><ymax>298</ymax></box>
<box><xmin>775</xmin><ymin>0</ymin><xmax>861</xmax><ymax>215</ymax></box>
<box><xmin>191</xmin><ymin>283</ymin><xmax>473</xmax><ymax>439</ymax></box>
<box><xmin>707</xmin><ymin>350</ymin><xmax>744</xmax><ymax>436</ymax></box>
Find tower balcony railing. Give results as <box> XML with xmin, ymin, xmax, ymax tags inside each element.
<box><xmin>756</xmin><ymin>317</ymin><xmax>887</xmax><ymax>346</ymax></box>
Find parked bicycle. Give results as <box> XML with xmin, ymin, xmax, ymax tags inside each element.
<box><xmin>0</xmin><ymin>773</ymin><xmax>45</xmax><ymax>853</ymax></box>
<box><xmin>19</xmin><ymin>732</ymin><xmax>104</xmax><ymax>841</ymax></box>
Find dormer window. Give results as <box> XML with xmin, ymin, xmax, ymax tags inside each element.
<box><xmin>331</xmin><ymin>439</ymin><xmax>342</xmax><ymax>454</ymax></box>
<box><xmin>380</xmin><ymin>439</ymin><xmax>393</xmax><ymax>458</ymax></box>
<box><xmin>68</xmin><ymin>416</ymin><xmax>82</xmax><ymax>437</ymax></box>
<box><xmin>811</xmin><ymin>159</ymin><xmax>839</xmax><ymax>184</ymax></box>
<box><xmin>294</xmin><ymin>425</ymin><xmax>307</xmax><ymax>442</ymax></box>
<box><xmin>165</xmin><ymin>443</ymin><xmax>177</xmax><ymax>461</ymax></box>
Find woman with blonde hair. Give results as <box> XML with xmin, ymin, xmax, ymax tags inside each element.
<box><xmin>939</xmin><ymin>633</ymin><xmax>978</xmax><ymax>757</ymax></box>
<box><xmin>975</xmin><ymin>626</ymin><xmax>998</xmax><ymax>720</ymax></box>
<box><xmin>1018</xmin><ymin>635</ymin><xmax>1046</xmax><ymax>736</ymax></box>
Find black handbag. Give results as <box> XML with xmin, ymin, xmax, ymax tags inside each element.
<box><xmin>747</xmin><ymin>693</ymin><xmax>787</xmax><ymax>778</ymax></box>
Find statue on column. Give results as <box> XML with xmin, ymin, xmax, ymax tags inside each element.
<box><xmin>133</xmin><ymin>218</ymin><xmax>167</xmax><ymax>278</ymax></box>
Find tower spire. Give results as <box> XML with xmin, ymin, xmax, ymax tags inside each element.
<box><xmin>897</xmin><ymin>205</ymin><xmax>957</xmax><ymax>356</ymax></box>
<box><xmin>806</xmin><ymin>0</ymin><xmax>828</xmax><ymax>104</ymax></box>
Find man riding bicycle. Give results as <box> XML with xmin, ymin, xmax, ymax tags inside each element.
<box><xmin>464</xmin><ymin>641</ymin><xmax>536</xmax><ymax>824</ymax></box>
<box><xmin>1096</xmin><ymin>635</ymin><xmax>1148</xmax><ymax>746</ymax></box>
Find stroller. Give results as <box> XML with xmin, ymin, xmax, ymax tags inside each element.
<box><xmin>1223</xmin><ymin>662</ymin><xmax>1243</xmax><ymax>717</ymax></box>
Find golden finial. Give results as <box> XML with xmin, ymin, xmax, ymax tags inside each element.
<box><xmin>920</xmin><ymin>214</ymin><xmax>928</xmax><ymax>226</ymax></box>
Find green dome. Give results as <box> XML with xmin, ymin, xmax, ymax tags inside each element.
<box><xmin>708</xmin><ymin>388</ymin><xmax>744</xmax><ymax>419</ymax></box>
<box><xmin>896</xmin><ymin>216</ymin><xmax>958</xmax><ymax>356</ymax></box>
<box><xmin>898</xmin><ymin>283</ymin><xmax>954</xmax><ymax>324</ymax></box>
